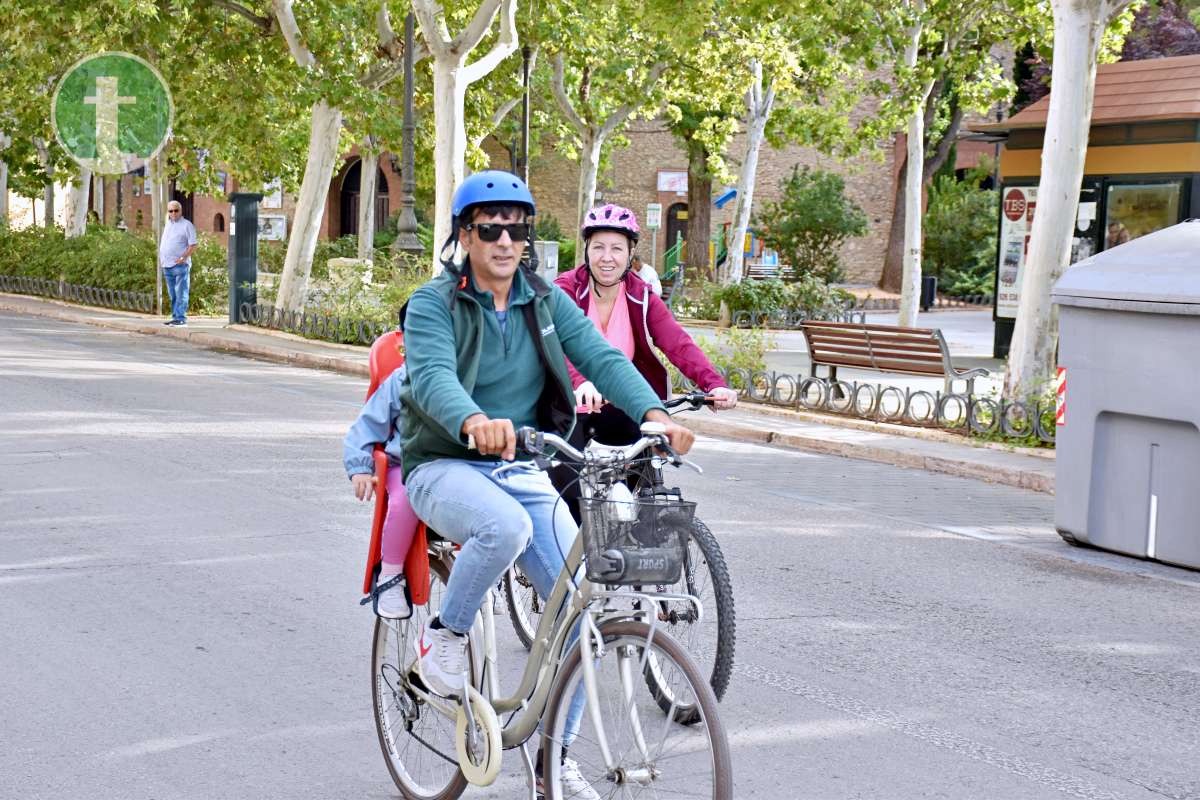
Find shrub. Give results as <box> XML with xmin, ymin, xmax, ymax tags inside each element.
<box><xmin>923</xmin><ymin>169</ymin><xmax>998</xmax><ymax>297</ymax></box>
<box><xmin>690</xmin><ymin>276</ymin><xmax>854</xmax><ymax>321</ymax></box>
<box><xmin>0</xmin><ymin>224</ymin><xmax>228</xmax><ymax>314</ymax></box>
<box><xmin>754</xmin><ymin>166</ymin><xmax>868</xmax><ymax>283</ymax></box>
<box><xmin>666</xmin><ymin>326</ymin><xmax>774</xmax><ymax>391</ymax></box>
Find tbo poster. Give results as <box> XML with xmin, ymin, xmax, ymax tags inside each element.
<box><xmin>996</xmin><ymin>186</ymin><xmax>1037</xmax><ymax>319</ymax></box>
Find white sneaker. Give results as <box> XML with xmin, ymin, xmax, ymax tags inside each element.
<box><xmin>376</xmin><ymin>578</ymin><xmax>411</xmax><ymax>619</ymax></box>
<box><xmin>557</xmin><ymin>758</ymin><xmax>601</xmax><ymax>800</ymax></box>
<box><xmin>415</xmin><ymin>624</ymin><xmax>467</xmax><ymax>697</ymax></box>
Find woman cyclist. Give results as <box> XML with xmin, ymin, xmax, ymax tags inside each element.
<box><xmin>551</xmin><ymin>203</ymin><xmax>738</xmax><ymax>519</ymax></box>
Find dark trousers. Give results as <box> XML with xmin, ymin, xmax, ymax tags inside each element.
<box><xmin>549</xmin><ymin>404</ymin><xmax>643</xmax><ymax>523</ymax></box>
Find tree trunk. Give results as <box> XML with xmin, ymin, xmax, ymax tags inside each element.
<box><xmin>356</xmin><ymin>143</ymin><xmax>379</xmax><ymax>261</ymax></box>
<box><xmin>897</xmin><ymin>9</ymin><xmax>928</xmax><ymax>327</ymax></box>
<box><xmin>1006</xmin><ymin>0</ymin><xmax>1116</xmax><ymax>399</ymax></box>
<box><xmin>0</xmin><ymin>158</ymin><xmax>8</xmax><ymax>231</ymax></box>
<box><xmin>879</xmin><ymin>155</ymin><xmax>908</xmax><ymax>293</ymax></box>
<box><xmin>66</xmin><ymin>166</ymin><xmax>92</xmax><ymax>238</ymax></box>
<box><xmin>34</xmin><ymin>138</ymin><xmax>55</xmax><ymax>227</ymax></box>
<box><xmin>575</xmin><ymin>132</ymin><xmax>602</xmax><ymax>259</ymax></box>
<box><xmin>727</xmin><ymin>68</ymin><xmax>773</xmax><ymax>285</ymax></box>
<box><xmin>430</xmin><ymin>59</ymin><xmax>468</xmax><ymax>274</ymax></box>
<box><xmin>727</xmin><ymin>115</ymin><xmax>766</xmax><ymax>284</ymax></box>
<box><xmin>879</xmin><ymin>89</ymin><xmax>961</xmax><ymax>293</ymax></box>
<box><xmin>277</xmin><ymin>98</ymin><xmax>344</xmax><ymax>312</ymax></box>
<box><xmin>685</xmin><ymin>139</ymin><xmax>712</xmax><ymax>279</ymax></box>
<box><xmin>94</xmin><ymin>174</ymin><xmax>104</xmax><ymax>225</ymax></box>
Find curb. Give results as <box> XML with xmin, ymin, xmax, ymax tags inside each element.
<box><xmin>0</xmin><ymin>295</ymin><xmax>370</xmax><ymax>378</ymax></box>
<box><xmin>2</xmin><ymin>294</ymin><xmax>1052</xmax><ymax>494</ymax></box>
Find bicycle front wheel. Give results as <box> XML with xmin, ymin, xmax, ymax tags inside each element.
<box><xmin>643</xmin><ymin>517</ymin><xmax>736</xmax><ymax>723</ymax></box>
<box><xmin>540</xmin><ymin>620</ymin><xmax>733</xmax><ymax>799</ymax></box>
<box><xmin>371</xmin><ymin>557</ymin><xmax>468</xmax><ymax>800</ymax></box>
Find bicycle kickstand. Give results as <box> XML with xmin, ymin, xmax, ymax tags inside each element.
<box><xmin>519</xmin><ymin>740</ymin><xmax>538</xmax><ymax>800</ymax></box>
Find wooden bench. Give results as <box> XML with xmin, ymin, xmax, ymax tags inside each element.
<box><xmin>799</xmin><ymin>321</ymin><xmax>989</xmax><ymax>395</ymax></box>
<box><xmin>745</xmin><ymin>262</ymin><xmax>781</xmax><ymax>281</ymax></box>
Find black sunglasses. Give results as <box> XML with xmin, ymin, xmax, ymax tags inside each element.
<box><xmin>465</xmin><ymin>222</ymin><xmax>530</xmax><ymax>242</ymax></box>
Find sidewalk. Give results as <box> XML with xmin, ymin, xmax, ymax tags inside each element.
<box><xmin>0</xmin><ymin>292</ymin><xmax>1054</xmax><ymax>494</ymax></box>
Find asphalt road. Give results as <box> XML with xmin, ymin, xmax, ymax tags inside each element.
<box><xmin>2</xmin><ymin>311</ymin><xmax>1198</xmax><ymax>800</ymax></box>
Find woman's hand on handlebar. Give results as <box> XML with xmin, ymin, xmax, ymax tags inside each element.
<box><xmin>644</xmin><ymin>409</ymin><xmax>695</xmax><ymax>455</ymax></box>
<box><xmin>574</xmin><ymin>381</ymin><xmax>605</xmax><ymax>413</ymax></box>
<box><xmin>462</xmin><ymin>413</ymin><xmax>517</xmax><ymax>460</ymax></box>
<box><xmin>708</xmin><ymin>386</ymin><xmax>738</xmax><ymax>410</ymax></box>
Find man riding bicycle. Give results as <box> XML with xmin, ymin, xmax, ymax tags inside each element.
<box><xmin>398</xmin><ymin>171</ymin><xmax>695</xmax><ymax>797</ymax></box>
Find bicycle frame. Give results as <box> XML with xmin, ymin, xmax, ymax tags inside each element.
<box><xmin>405</xmin><ymin>426</ymin><xmax>705</xmax><ymax>772</ymax></box>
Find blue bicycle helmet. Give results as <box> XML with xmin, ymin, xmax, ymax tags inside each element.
<box><xmin>452</xmin><ymin>170</ymin><xmax>536</xmax><ymax>221</ymax></box>
<box><xmin>440</xmin><ymin>171</ymin><xmax>541</xmax><ymax>284</ymax></box>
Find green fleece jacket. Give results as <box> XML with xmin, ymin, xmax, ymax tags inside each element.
<box><xmin>399</xmin><ymin>266</ymin><xmax>665</xmax><ymax>480</ymax></box>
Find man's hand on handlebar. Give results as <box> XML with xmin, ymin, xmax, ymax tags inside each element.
<box><xmin>643</xmin><ymin>409</ymin><xmax>695</xmax><ymax>455</ymax></box>
<box><xmin>462</xmin><ymin>413</ymin><xmax>517</xmax><ymax>460</ymax></box>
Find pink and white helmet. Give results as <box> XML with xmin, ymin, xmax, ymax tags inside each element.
<box><xmin>582</xmin><ymin>204</ymin><xmax>640</xmax><ymax>243</ymax></box>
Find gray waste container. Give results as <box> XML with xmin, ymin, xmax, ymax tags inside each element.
<box><xmin>1052</xmin><ymin>220</ymin><xmax>1200</xmax><ymax>569</ymax></box>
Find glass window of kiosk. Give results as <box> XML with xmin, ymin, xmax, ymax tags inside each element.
<box><xmin>1103</xmin><ymin>180</ymin><xmax>1184</xmax><ymax>250</ymax></box>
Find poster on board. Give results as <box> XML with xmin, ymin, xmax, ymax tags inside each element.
<box><xmin>996</xmin><ymin>185</ymin><xmax>1037</xmax><ymax>319</ymax></box>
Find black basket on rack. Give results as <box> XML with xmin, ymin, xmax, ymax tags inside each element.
<box><xmin>578</xmin><ymin>496</ymin><xmax>695</xmax><ymax>585</ymax></box>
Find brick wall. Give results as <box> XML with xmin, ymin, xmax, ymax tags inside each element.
<box><xmin>508</xmin><ymin>119</ymin><xmax>897</xmax><ymax>285</ymax></box>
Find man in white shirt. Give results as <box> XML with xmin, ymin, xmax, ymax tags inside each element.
<box><xmin>631</xmin><ymin>254</ymin><xmax>662</xmax><ymax>295</ymax></box>
<box><xmin>159</xmin><ymin>200</ymin><xmax>198</xmax><ymax>326</ymax></box>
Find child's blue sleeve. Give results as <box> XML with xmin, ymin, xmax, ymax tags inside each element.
<box><xmin>342</xmin><ymin>369</ymin><xmax>404</xmax><ymax>478</ymax></box>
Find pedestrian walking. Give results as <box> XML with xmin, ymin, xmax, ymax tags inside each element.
<box><xmin>159</xmin><ymin>201</ymin><xmax>197</xmax><ymax>326</ymax></box>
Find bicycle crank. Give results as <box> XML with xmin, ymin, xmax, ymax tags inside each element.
<box><xmin>455</xmin><ymin>685</ymin><xmax>502</xmax><ymax>786</ymax></box>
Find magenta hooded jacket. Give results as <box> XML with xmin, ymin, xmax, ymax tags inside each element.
<box><xmin>554</xmin><ymin>264</ymin><xmax>728</xmax><ymax>400</ymax></box>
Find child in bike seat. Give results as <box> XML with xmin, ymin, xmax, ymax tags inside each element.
<box><xmin>343</xmin><ymin>364</ymin><xmax>419</xmax><ymax>619</ymax></box>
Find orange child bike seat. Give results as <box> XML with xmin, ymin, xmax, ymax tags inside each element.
<box><xmin>361</xmin><ymin>330</ymin><xmax>431</xmax><ymax>605</ymax></box>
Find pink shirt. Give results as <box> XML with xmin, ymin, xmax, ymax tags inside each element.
<box><xmin>578</xmin><ymin>292</ymin><xmax>636</xmax><ymax>411</ymax></box>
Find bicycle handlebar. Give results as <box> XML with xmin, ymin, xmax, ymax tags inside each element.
<box><xmin>515</xmin><ymin>426</ymin><xmax>676</xmax><ymax>467</ymax></box>
<box><xmin>664</xmin><ymin>391</ymin><xmax>716</xmax><ymax>413</ymax></box>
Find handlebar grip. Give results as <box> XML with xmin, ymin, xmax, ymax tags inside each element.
<box><xmin>514</xmin><ymin>426</ymin><xmax>541</xmax><ymax>455</ymax></box>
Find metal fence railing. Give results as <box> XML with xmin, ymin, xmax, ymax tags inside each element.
<box><xmin>680</xmin><ymin>367</ymin><xmax>1055</xmax><ymax>445</ymax></box>
<box><xmin>0</xmin><ymin>274</ymin><xmax>155</xmax><ymax>313</ymax></box>
<box><xmin>236</xmin><ymin>301</ymin><xmax>391</xmax><ymax>347</ymax></box>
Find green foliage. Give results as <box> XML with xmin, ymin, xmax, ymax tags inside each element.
<box><xmin>923</xmin><ymin>166</ymin><xmax>998</xmax><ymax>297</ymax></box>
<box><xmin>557</xmin><ymin>239</ymin><xmax>578</xmax><ymax>271</ymax></box>
<box><xmin>666</xmin><ymin>327</ymin><xmax>774</xmax><ymax>391</ymax></box>
<box><xmin>753</xmin><ymin>166</ymin><xmax>867</xmax><ymax>283</ymax></box>
<box><xmin>254</xmin><ymin>252</ymin><xmax>427</xmax><ymax>344</ymax></box>
<box><xmin>536</xmin><ymin>212</ymin><xmax>565</xmax><ymax>242</ymax></box>
<box><xmin>691</xmin><ymin>276</ymin><xmax>853</xmax><ymax>321</ymax></box>
<box><xmin>0</xmin><ymin>224</ymin><xmax>227</xmax><ymax>313</ymax></box>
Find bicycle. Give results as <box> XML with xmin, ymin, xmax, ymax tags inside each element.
<box><xmin>503</xmin><ymin>390</ymin><xmax>735</xmax><ymax>725</ymax></box>
<box><xmin>371</xmin><ymin>422</ymin><xmax>733</xmax><ymax>799</ymax></box>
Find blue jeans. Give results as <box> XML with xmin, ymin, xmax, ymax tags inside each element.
<box><xmin>163</xmin><ymin>264</ymin><xmax>190</xmax><ymax>321</ymax></box>
<box><xmin>406</xmin><ymin>458</ymin><xmax>586</xmax><ymax>744</ymax></box>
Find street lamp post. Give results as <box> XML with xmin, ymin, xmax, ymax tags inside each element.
<box><xmin>392</xmin><ymin>12</ymin><xmax>424</xmax><ymax>256</ymax></box>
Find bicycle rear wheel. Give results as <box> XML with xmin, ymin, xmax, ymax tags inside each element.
<box><xmin>501</xmin><ymin>566</ymin><xmax>541</xmax><ymax>649</ymax></box>
<box><xmin>371</xmin><ymin>556</ymin><xmax>468</xmax><ymax>800</ymax></box>
<box><xmin>642</xmin><ymin>518</ymin><xmax>736</xmax><ymax>724</ymax></box>
<box><xmin>540</xmin><ymin>619</ymin><xmax>733</xmax><ymax>799</ymax></box>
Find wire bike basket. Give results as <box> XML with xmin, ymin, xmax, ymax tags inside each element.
<box><xmin>578</xmin><ymin>496</ymin><xmax>695</xmax><ymax>585</ymax></box>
